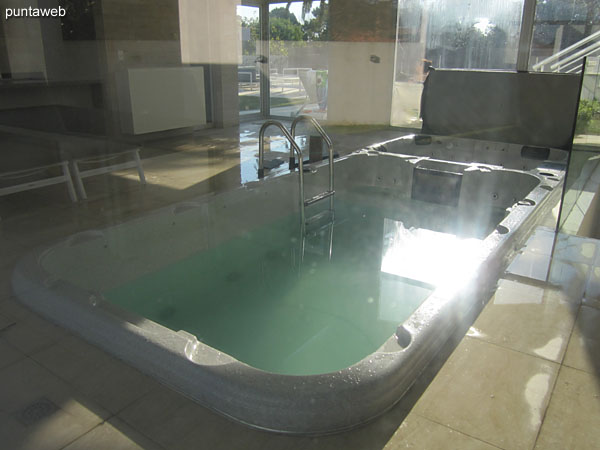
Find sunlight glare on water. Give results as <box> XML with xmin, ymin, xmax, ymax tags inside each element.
<box><xmin>381</xmin><ymin>219</ymin><xmax>486</xmax><ymax>291</ymax></box>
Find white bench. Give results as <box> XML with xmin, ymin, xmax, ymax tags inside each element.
<box><xmin>0</xmin><ymin>161</ymin><xmax>77</xmax><ymax>202</ymax></box>
<box><xmin>71</xmin><ymin>148</ymin><xmax>146</xmax><ymax>200</ymax></box>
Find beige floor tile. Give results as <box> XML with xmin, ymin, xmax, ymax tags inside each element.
<box><xmin>0</xmin><ymin>296</ymin><xmax>38</xmax><ymax>321</ymax></box>
<box><xmin>32</xmin><ymin>335</ymin><xmax>159</xmax><ymax>414</ymax></box>
<box><xmin>563</xmin><ymin>306</ymin><xmax>600</xmax><ymax>375</ymax></box>
<box><xmin>563</xmin><ymin>332</ymin><xmax>600</xmax><ymax>375</ymax></box>
<box><xmin>554</xmin><ymin>234</ymin><xmax>598</xmax><ymax>264</ymax></box>
<box><xmin>0</xmin><ymin>235</ymin><xmax>28</xmax><ymax>273</ymax></box>
<box><xmin>584</xmin><ymin>266</ymin><xmax>600</xmax><ymax>308</ymax></box>
<box><xmin>0</xmin><ymin>308</ymin><xmax>69</xmax><ymax>355</ymax></box>
<box><xmin>62</xmin><ymin>417</ymin><xmax>163</xmax><ymax>450</ymax></box>
<box><xmin>548</xmin><ymin>258</ymin><xmax>590</xmax><ymax>300</ymax></box>
<box><xmin>118</xmin><ymin>386</ymin><xmax>227</xmax><ymax>450</ymax></box>
<box><xmin>0</xmin><ymin>310</ymin><xmax>16</xmax><ymax>331</ymax></box>
<box><xmin>570</xmin><ymin>304</ymin><xmax>600</xmax><ymax>341</ymax></box>
<box><xmin>523</xmin><ymin>226</ymin><xmax>556</xmax><ymax>256</ymax></box>
<box><xmin>0</xmin><ymin>267</ymin><xmax>14</xmax><ymax>302</ymax></box>
<box><xmin>174</xmin><ymin>416</ymin><xmax>274</xmax><ymax>450</ymax></box>
<box><xmin>506</xmin><ymin>250</ymin><xmax>552</xmax><ymax>281</ymax></box>
<box><xmin>413</xmin><ymin>337</ymin><xmax>558</xmax><ymax>450</ymax></box>
<box><xmin>0</xmin><ymin>358</ymin><xmax>108</xmax><ymax>450</ymax></box>
<box><xmin>582</xmin><ymin>296</ymin><xmax>600</xmax><ymax>310</ymax></box>
<box><xmin>583</xmin><ymin>298</ymin><xmax>600</xmax><ymax>313</ymax></box>
<box><xmin>468</xmin><ymin>280</ymin><xmax>577</xmax><ymax>362</ymax></box>
<box><xmin>383</xmin><ymin>414</ymin><xmax>499</xmax><ymax>450</ymax></box>
<box><xmin>0</xmin><ymin>337</ymin><xmax>25</xmax><ymax>369</ymax></box>
<box><xmin>534</xmin><ymin>366</ymin><xmax>600</xmax><ymax>449</ymax></box>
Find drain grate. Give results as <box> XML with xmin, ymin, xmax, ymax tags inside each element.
<box><xmin>15</xmin><ymin>397</ymin><xmax>59</xmax><ymax>426</ymax></box>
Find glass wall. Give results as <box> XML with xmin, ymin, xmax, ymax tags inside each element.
<box><xmin>392</xmin><ymin>0</ymin><xmax>524</xmax><ymax>127</ymax></box>
<box><xmin>530</xmin><ymin>0</ymin><xmax>600</xmax><ymax>73</ymax></box>
<box><xmin>559</xmin><ymin>56</ymin><xmax>600</xmax><ymax>235</ymax></box>
<box><xmin>238</xmin><ymin>4</ymin><xmax>262</xmax><ymax>117</ymax></box>
<box><xmin>391</xmin><ymin>0</ymin><xmax>598</xmax><ymax>127</ymax></box>
<box><xmin>268</xmin><ymin>1</ymin><xmax>329</xmax><ymax>119</ymax></box>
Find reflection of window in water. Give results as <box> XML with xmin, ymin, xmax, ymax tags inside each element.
<box><xmin>378</xmin><ymin>219</ymin><xmax>485</xmax><ymax>323</ymax></box>
<box><xmin>380</xmin><ymin>219</ymin><xmax>484</xmax><ymax>287</ymax></box>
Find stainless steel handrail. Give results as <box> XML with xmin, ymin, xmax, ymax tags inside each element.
<box><xmin>258</xmin><ymin>120</ymin><xmax>306</xmax><ymax>224</ymax></box>
<box><xmin>290</xmin><ymin>115</ymin><xmax>334</xmax><ymax>211</ymax></box>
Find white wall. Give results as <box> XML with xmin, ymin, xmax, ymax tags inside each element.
<box><xmin>179</xmin><ymin>0</ymin><xmax>239</xmax><ymax>66</ymax></box>
<box><xmin>117</xmin><ymin>67</ymin><xmax>207</xmax><ymax>134</ymax></box>
<box><xmin>2</xmin><ymin>0</ymin><xmax>46</xmax><ymax>78</ymax></box>
<box><xmin>327</xmin><ymin>42</ymin><xmax>395</xmax><ymax>125</ymax></box>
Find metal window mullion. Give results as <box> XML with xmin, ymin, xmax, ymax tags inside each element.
<box><xmin>516</xmin><ymin>0</ymin><xmax>537</xmax><ymax>72</ymax></box>
<box><xmin>260</xmin><ymin>1</ymin><xmax>270</xmax><ymax>117</ymax></box>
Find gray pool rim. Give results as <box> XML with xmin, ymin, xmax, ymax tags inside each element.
<box><xmin>12</xmin><ymin>142</ymin><xmax>564</xmax><ymax>435</ymax></box>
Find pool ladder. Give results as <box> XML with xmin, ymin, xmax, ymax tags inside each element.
<box><xmin>258</xmin><ymin>117</ymin><xmax>335</xmax><ymax>263</ymax></box>
<box><xmin>258</xmin><ymin>116</ymin><xmax>335</xmax><ymax>229</ymax></box>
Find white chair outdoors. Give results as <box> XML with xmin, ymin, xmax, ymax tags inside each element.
<box><xmin>0</xmin><ymin>161</ymin><xmax>77</xmax><ymax>202</ymax></box>
<box><xmin>71</xmin><ymin>148</ymin><xmax>145</xmax><ymax>200</ymax></box>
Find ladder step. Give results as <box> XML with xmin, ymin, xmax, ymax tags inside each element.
<box><xmin>305</xmin><ymin>209</ymin><xmax>334</xmax><ymax>226</ymax></box>
<box><xmin>304</xmin><ymin>190</ymin><xmax>335</xmax><ymax>207</ymax></box>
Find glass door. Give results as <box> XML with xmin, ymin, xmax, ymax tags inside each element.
<box><xmin>237</xmin><ymin>3</ymin><xmax>265</xmax><ymax>118</ymax></box>
<box><xmin>268</xmin><ymin>1</ymin><xmax>329</xmax><ymax>119</ymax></box>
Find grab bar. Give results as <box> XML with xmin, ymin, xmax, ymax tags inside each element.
<box><xmin>290</xmin><ymin>115</ymin><xmax>334</xmax><ymax>211</ymax></box>
<box><xmin>258</xmin><ymin>120</ymin><xmax>306</xmax><ymax>224</ymax></box>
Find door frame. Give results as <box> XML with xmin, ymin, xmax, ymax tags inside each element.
<box><xmin>240</xmin><ymin>0</ymin><xmax>310</xmax><ymax>121</ymax></box>
<box><xmin>239</xmin><ymin>0</ymin><xmax>270</xmax><ymax>121</ymax></box>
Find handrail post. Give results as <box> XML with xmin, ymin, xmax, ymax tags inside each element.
<box><xmin>257</xmin><ymin>117</ymin><xmax>334</xmax><ymax>228</ymax></box>
<box><xmin>291</xmin><ymin>115</ymin><xmax>334</xmax><ymax>210</ymax></box>
<box><xmin>532</xmin><ymin>29</ymin><xmax>600</xmax><ymax>72</ymax></box>
<box><xmin>258</xmin><ymin>120</ymin><xmax>306</xmax><ymax>225</ymax></box>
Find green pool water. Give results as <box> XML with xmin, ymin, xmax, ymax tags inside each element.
<box><xmin>104</xmin><ymin>193</ymin><xmax>501</xmax><ymax>375</ymax></box>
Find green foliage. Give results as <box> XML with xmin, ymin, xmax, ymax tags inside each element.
<box><xmin>270</xmin><ymin>16</ymin><xmax>303</xmax><ymax>41</ymax></box>
<box><xmin>576</xmin><ymin>99</ymin><xmax>600</xmax><ymax>134</ymax></box>
<box><xmin>239</xmin><ymin>1</ymin><xmax>329</xmax><ymax>57</ymax></box>
<box><xmin>443</xmin><ymin>23</ymin><xmax>507</xmax><ymax>49</ymax></box>
<box><xmin>240</xmin><ymin>16</ymin><xmax>260</xmax><ymax>56</ymax></box>
<box><xmin>302</xmin><ymin>4</ymin><xmax>329</xmax><ymax>41</ymax></box>
<box><xmin>270</xmin><ymin>7</ymin><xmax>300</xmax><ymax>25</ymax></box>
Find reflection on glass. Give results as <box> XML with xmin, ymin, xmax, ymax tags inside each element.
<box><xmin>530</xmin><ymin>0</ymin><xmax>600</xmax><ymax>73</ymax></box>
<box><xmin>269</xmin><ymin>1</ymin><xmax>328</xmax><ymax>119</ymax></box>
<box><xmin>559</xmin><ymin>56</ymin><xmax>600</xmax><ymax>235</ymax></box>
<box><xmin>238</xmin><ymin>4</ymin><xmax>262</xmax><ymax>116</ymax></box>
<box><xmin>392</xmin><ymin>0</ymin><xmax>523</xmax><ymax>127</ymax></box>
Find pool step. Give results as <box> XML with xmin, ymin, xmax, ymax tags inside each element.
<box><xmin>302</xmin><ymin>209</ymin><xmax>334</xmax><ymax>261</ymax></box>
<box><xmin>304</xmin><ymin>190</ymin><xmax>335</xmax><ymax>207</ymax></box>
<box><xmin>305</xmin><ymin>209</ymin><xmax>334</xmax><ymax>227</ymax></box>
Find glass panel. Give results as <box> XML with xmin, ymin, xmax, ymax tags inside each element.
<box><xmin>392</xmin><ymin>0</ymin><xmax>524</xmax><ymax>127</ymax></box>
<box><xmin>530</xmin><ymin>0</ymin><xmax>600</xmax><ymax>73</ymax></box>
<box><xmin>268</xmin><ymin>1</ymin><xmax>329</xmax><ymax>119</ymax></box>
<box><xmin>238</xmin><ymin>4</ymin><xmax>262</xmax><ymax>117</ymax></box>
<box><xmin>559</xmin><ymin>56</ymin><xmax>600</xmax><ymax>235</ymax></box>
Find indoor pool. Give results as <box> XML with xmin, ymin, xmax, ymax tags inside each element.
<box><xmin>13</xmin><ymin>140</ymin><xmax>566</xmax><ymax>434</ymax></box>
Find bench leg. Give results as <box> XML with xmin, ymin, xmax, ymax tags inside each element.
<box><xmin>134</xmin><ymin>149</ymin><xmax>146</xmax><ymax>185</ymax></box>
<box><xmin>61</xmin><ymin>162</ymin><xmax>78</xmax><ymax>202</ymax></box>
<box><xmin>71</xmin><ymin>161</ymin><xmax>88</xmax><ymax>201</ymax></box>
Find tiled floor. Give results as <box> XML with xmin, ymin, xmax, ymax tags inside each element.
<box><xmin>1</xmin><ymin>124</ymin><xmax>599</xmax><ymax>449</ymax></box>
